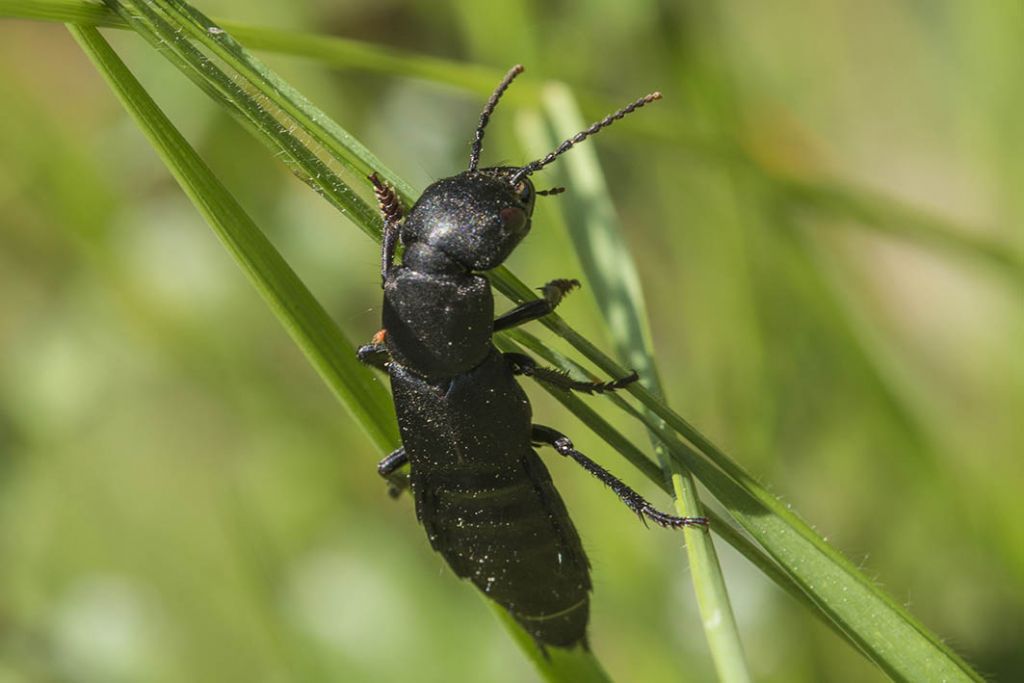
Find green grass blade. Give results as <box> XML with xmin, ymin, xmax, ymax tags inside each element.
<box><xmin>68</xmin><ymin>16</ymin><xmax>608</xmax><ymax>683</ymax></box>
<box><xmin>0</xmin><ymin>0</ymin><xmax>516</xmax><ymax>95</ymax></box>
<box><xmin>510</xmin><ymin>318</ymin><xmax>978</xmax><ymax>680</ymax></box>
<box><xmin>61</xmin><ymin>4</ymin><xmax>984</xmax><ymax>680</ymax></box>
<box><xmin>219</xmin><ymin>24</ymin><xmax>516</xmax><ymax>98</ymax></box>
<box><xmin>635</xmin><ymin>405</ymin><xmax>980</xmax><ymax>682</ymax></box>
<box><xmin>516</xmin><ymin>88</ymin><xmax>751</xmax><ymax>683</ymax></box>
<box><xmin>5</xmin><ymin>1</ymin><xmax>1020</xmax><ymax>282</ymax></box>
<box><xmin>65</xmin><ymin>23</ymin><xmax>397</xmax><ymax>455</ymax></box>
<box><xmin>496</xmin><ymin>332</ymin><xmax>864</xmax><ymax>653</ymax></box>
<box><xmin>152</xmin><ymin>0</ymin><xmax>414</xmax><ymax>198</ymax></box>
<box><xmin>105</xmin><ymin>0</ymin><xmax>383</xmax><ymax>235</ymax></box>
<box><xmin>1</xmin><ymin>0</ymin><xmax>114</xmax><ymax>23</ymax></box>
<box><xmin>493</xmin><ymin>608</ymin><xmax>611</xmax><ymax>683</ymax></box>
<box><xmin>520</xmin><ymin>311</ymin><xmax>982</xmax><ymax>680</ymax></box>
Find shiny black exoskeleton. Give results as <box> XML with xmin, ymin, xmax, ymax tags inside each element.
<box><xmin>358</xmin><ymin>65</ymin><xmax>706</xmax><ymax>650</ymax></box>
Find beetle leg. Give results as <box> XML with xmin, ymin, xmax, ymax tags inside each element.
<box><xmin>531</xmin><ymin>425</ymin><xmax>708</xmax><ymax>529</ymax></box>
<box><xmin>357</xmin><ymin>335</ymin><xmax>391</xmax><ymax>371</ymax></box>
<box><xmin>378</xmin><ymin>447</ymin><xmax>408</xmax><ymax>477</ymax></box>
<box><xmin>506</xmin><ymin>352</ymin><xmax>638</xmax><ymax>394</ymax></box>
<box><xmin>369</xmin><ymin>173</ymin><xmax>403</xmax><ymax>286</ymax></box>
<box><xmin>493</xmin><ymin>279</ymin><xmax>580</xmax><ymax>331</ymax></box>
<box><xmin>377</xmin><ymin>447</ymin><xmax>409</xmax><ymax>498</ymax></box>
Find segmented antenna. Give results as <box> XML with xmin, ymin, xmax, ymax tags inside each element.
<box><xmin>510</xmin><ymin>91</ymin><xmax>662</xmax><ymax>184</ymax></box>
<box><xmin>468</xmin><ymin>64</ymin><xmax>525</xmax><ymax>171</ymax></box>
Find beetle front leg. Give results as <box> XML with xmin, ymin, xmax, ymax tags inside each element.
<box><xmin>505</xmin><ymin>352</ymin><xmax>638</xmax><ymax>394</ymax></box>
<box><xmin>369</xmin><ymin>173</ymin><xmax>403</xmax><ymax>286</ymax></box>
<box><xmin>531</xmin><ymin>425</ymin><xmax>708</xmax><ymax>529</ymax></box>
<box><xmin>493</xmin><ymin>279</ymin><xmax>580</xmax><ymax>331</ymax></box>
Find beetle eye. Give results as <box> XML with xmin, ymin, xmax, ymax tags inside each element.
<box><xmin>514</xmin><ymin>181</ymin><xmax>532</xmax><ymax>203</ymax></box>
<box><xmin>500</xmin><ymin>206</ymin><xmax>528</xmax><ymax>233</ymax></box>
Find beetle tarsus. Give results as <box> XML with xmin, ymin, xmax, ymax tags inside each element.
<box><xmin>540</xmin><ymin>278</ymin><xmax>580</xmax><ymax>306</ymax></box>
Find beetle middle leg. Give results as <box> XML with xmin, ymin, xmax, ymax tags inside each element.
<box><xmin>494</xmin><ymin>279</ymin><xmax>580</xmax><ymax>331</ymax></box>
<box><xmin>531</xmin><ymin>425</ymin><xmax>708</xmax><ymax>529</ymax></box>
<box><xmin>505</xmin><ymin>352</ymin><xmax>638</xmax><ymax>394</ymax></box>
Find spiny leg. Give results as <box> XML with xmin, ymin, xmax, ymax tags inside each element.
<box><xmin>531</xmin><ymin>425</ymin><xmax>708</xmax><ymax>529</ymax></box>
<box><xmin>494</xmin><ymin>279</ymin><xmax>580</xmax><ymax>332</ymax></box>
<box><xmin>506</xmin><ymin>352</ymin><xmax>638</xmax><ymax>395</ymax></box>
<box><xmin>368</xmin><ymin>173</ymin><xmax>403</xmax><ymax>286</ymax></box>
<box><xmin>377</xmin><ymin>447</ymin><xmax>409</xmax><ymax>499</ymax></box>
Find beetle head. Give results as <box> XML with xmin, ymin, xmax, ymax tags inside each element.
<box><xmin>401</xmin><ymin>167</ymin><xmax>535</xmax><ymax>271</ymax></box>
<box><xmin>398</xmin><ymin>64</ymin><xmax>659</xmax><ymax>273</ymax></box>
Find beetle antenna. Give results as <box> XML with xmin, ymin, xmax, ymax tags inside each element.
<box><xmin>468</xmin><ymin>64</ymin><xmax>525</xmax><ymax>171</ymax></box>
<box><xmin>510</xmin><ymin>91</ymin><xmax>661</xmax><ymax>184</ymax></box>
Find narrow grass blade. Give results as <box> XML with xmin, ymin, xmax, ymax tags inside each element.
<box><xmin>61</xmin><ymin>4</ymin><xmax>984</xmax><ymax>680</ymax></box>
<box><xmin>0</xmin><ymin>0</ymin><xmax>516</xmax><ymax>95</ymax></box>
<box><xmin>632</xmin><ymin>398</ymin><xmax>980</xmax><ymax>681</ymax></box>
<box><xmin>508</xmin><ymin>323</ymin><xmax>979</xmax><ymax>680</ymax></box>
<box><xmin>493</xmin><ymin>608</ymin><xmax>612</xmax><ymax>683</ymax></box>
<box><xmin>110</xmin><ymin>0</ymin><xmax>387</xmax><ymax>234</ymax></box>
<box><xmin>495</xmin><ymin>333</ymin><xmax>862</xmax><ymax>650</ymax></box>
<box><xmin>514</xmin><ymin>309</ymin><xmax>982</xmax><ymax>681</ymax></box>
<box><xmin>66</xmin><ymin>24</ymin><xmax>397</xmax><ymax>452</ymax></box>
<box><xmin>2</xmin><ymin>0</ymin><xmax>114</xmax><ymax>23</ymax></box>
<box><xmin>6</xmin><ymin>1</ymin><xmax>1020</xmax><ymax>285</ymax></box>
<box><xmin>150</xmin><ymin>0</ymin><xmax>414</xmax><ymax>196</ymax></box>
<box><xmin>68</xmin><ymin>17</ymin><xmax>609</xmax><ymax>683</ymax></box>
<box><xmin>516</xmin><ymin>89</ymin><xmax>751</xmax><ymax>683</ymax></box>
<box><xmin>7</xmin><ymin>0</ymin><xmax>1018</xmax><ymax>285</ymax></box>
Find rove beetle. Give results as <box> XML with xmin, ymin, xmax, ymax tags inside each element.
<box><xmin>358</xmin><ymin>65</ymin><xmax>706</xmax><ymax>650</ymax></box>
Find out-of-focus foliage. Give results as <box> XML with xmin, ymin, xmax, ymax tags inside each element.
<box><xmin>0</xmin><ymin>2</ymin><xmax>1020</xmax><ymax>682</ymax></box>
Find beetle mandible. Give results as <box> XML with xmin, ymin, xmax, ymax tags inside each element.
<box><xmin>358</xmin><ymin>65</ymin><xmax>707</xmax><ymax>650</ymax></box>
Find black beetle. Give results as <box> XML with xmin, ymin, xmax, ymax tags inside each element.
<box><xmin>358</xmin><ymin>65</ymin><xmax>706</xmax><ymax>650</ymax></box>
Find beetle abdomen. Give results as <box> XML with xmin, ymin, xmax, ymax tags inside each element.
<box><xmin>389</xmin><ymin>353</ymin><xmax>592</xmax><ymax>648</ymax></box>
<box><xmin>413</xmin><ymin>452</ymin><xmax>591</xmax><ymax>648</ymax></box>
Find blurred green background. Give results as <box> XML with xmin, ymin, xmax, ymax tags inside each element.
<box><xmin>1</xmin><ymin>1</ymin><xmax>1021</xmax><ymax>681</ymax></box>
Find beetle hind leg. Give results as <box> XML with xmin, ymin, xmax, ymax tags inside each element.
<box><xmin>531</xmin><ymin>424</ymin><xmax>708</xmax><ymax>529</ymax></box>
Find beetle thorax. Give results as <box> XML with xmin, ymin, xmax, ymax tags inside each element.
<box><xmin>382</xmin><ymin>268</ymin><xmax>494</xmax><ymax>379</ymax></box>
